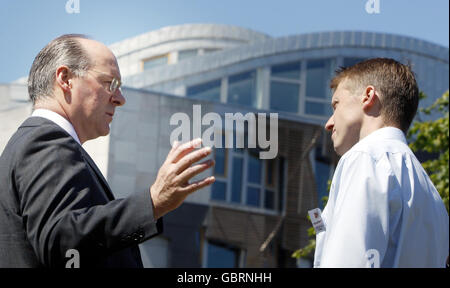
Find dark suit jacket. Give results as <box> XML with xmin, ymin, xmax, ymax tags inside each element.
<box><xmin>0</xmin><ymin>117</ymin><xmax>162</xmax><ymax>267</ymax></box>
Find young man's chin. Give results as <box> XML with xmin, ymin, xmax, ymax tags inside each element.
<box><xmin>334</xmin><ymin>145</ymin><xmax>347</xmax><ymax>157</ymax></box>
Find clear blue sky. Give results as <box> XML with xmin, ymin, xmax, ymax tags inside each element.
<box><xmin>0</xmin><ymin>0</ymin><xmax>448</xmax><ymax>84</ymax></box>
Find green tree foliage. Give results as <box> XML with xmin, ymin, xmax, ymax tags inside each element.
<box><xmin>408</xmin><ymin>91</ymin><xmax>449</xmax><ymax>212</ymax></box>
<box><xmin>292</xmin><ymin>91</ymin><xmax>449</xmax><ymax>261</ymax></box>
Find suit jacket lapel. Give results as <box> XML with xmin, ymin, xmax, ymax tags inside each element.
<box><xmin>21</xmin><ymin>116</ymin><xmax>116</xmax><ymax>201</ymax></box>
<box><xmin>80</xmin><ymin>148</ymin><xmax>116</xmax><ymax>201</ymax></box>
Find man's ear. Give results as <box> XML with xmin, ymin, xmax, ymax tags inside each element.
<box><xmin>55</xmin><ymin>66</ymin><xmax>72</xmax><ymax>93</ymax></box>
<box><xmin>362</xmin><ymin>86</ymin><xmax>379</xmax><ymax>112</ymax></box>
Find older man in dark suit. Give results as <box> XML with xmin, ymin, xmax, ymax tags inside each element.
<box><xmin>0</xmin><ymin>34</ymin><xmax>215</xmax><ymax>267</ymax></box>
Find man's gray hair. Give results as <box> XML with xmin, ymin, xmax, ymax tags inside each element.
<box><xmin>28</xmin><ymin>34</ymin><xmax>92</xmax><ymax>105</ymax></box>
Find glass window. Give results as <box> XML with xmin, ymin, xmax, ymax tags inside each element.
<box><xmin>269</xmin><ymin>81</ymin><xmax>300</xmax><ymax>113</ymax></box>
<box><xmin>143</xmin><ymin>55</ymin><xmax>168</xmax><ymax>70</ymax></box>
<box><xmin>228</xmin><ymin>71</ymin><xmax>257</xmax><ymax>107</ymax></box>
<box><xmin>214</xmin><ymin>148</ymin><xmax>227</xmax><ymax>176</ymax></box>
<box><xmin>178</xmin><ymin>49</ymin><xmax>198</xmax><ymax>61</ymax></box>
<box><xmin>314</xmin><ymin>145</ymin><xmax>331</xmax><ymax>209</ymax></box>
<box><xmin>305</xmin><ymin>101</ymin><xmax>332</xmax><ymax>117</ymax></box>
<box><xmin>186</xmin><ymin>79</ymin><xmax>221</xmax><ymax>102</ymax></box>
<box><xmin>211</xmin><ymin>181</ymin><xmax>227</xmax><ymax>201</ymax></box>
<box><xmin>264</xmin><ymin>190</ymin><xmax>275</xmax><ymax>210</ymax></box>
<box><xmin>231</xmin><ymin>157</ymin><xmax>243</xmax><ymax>203</ymax></box>
<box><xmin>278</xmin><ymin>157</ymin><xmax>285</xmax><ymax>212</ymax></box>
<box><xmin>206</xmin><ymin>242</ymin><xmax>238</xmax><ymax>268</ymax></box>
<box><xmin>246</xmin><ymin>187</ymin><xmax>260</xmax><ymax>207</ymax></box>
<box><xmin>306</xmin><ymin>59</ymin><xmax>332</xmax><ymax>99</ymax></box>
<box><xmin>247</xmin><ymin>154</ymin><xmax>262</xmax><ymax>184</ymax></box>
<box><xmin>204</xmin><ymin>48</ymin><xmax>221</xmax><ymax>54</ymax></box>
<box><xmin>266</xmin><ymin>159</ymin><xmax>276</xmax><ymax>188</ymax></box>
<box><xmin>271</xmin><ymin>62</ymin><xmax>301</xmax><ymax>80</ymax></box>
<box><xmin>315</xmin><ymin>160</ymin><xmax>330</xmax><ymax>209</ymax></box>
<box><xmin>210</xmin><ymin>145</ymin><xmax>284</xmax><ymax>212</ymax></box>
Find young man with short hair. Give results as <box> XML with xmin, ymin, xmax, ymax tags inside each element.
<box><xmin>314</xmin><ymin>58</ymin><xmax>449</xmax><ymax>267</ymax></box>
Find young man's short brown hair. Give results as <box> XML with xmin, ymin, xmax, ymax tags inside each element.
<box><xmin>330</xmin><ymin>58</ymin><xmax>419</xmax><ymax>133</ymax></box>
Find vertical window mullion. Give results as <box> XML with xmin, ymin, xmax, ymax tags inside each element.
<box><xmin>299</xmin><ymin>60</ymin><xmax>307</xmax><ymax>115</ymax></box>
<box><xmin>260</xmin><ymin>160</ymin><xmax>266</xmax><ymax>209</ymax></box>
<box><xmin>274</xmin><ymin>158</ymin><xmax>279</xmax><ymax>211</ymax></box>
<box><xmin>282</xmin><ymin>158</ymin><xmax>288</xmax><ymax>214</ymax></box>
<box><xmin>226</xmin><ymin>137</ymin><xmax>233</xmax><ymax>203</ymax></box>
<box><xmin>242</xmin><ymin>150</ymin><xmax>248</xmax><ymax>205</ymax></box>
<box><xmin>221</xmin><ymin>77</ymin><xmax>228</xmax><ymax>104</ymax></box>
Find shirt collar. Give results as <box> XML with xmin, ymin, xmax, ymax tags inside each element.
<box><xmin>363</xmin><ymin>126</ymin><xmax>407</xmax><ymax>144</ymax></box>
<box><xmin>31</xmin><ymin>109</ymin><xmax>82</xmax><ymax>145</ymax></box>
<box><xmin>349</xmin><ymin>126</ymin><xmax>407</xmax><ymax>153</ymax></box>
<box><xmin>342</xmin><ymin>127</ymin><xmax>407</xmax><ymax>158</ymax></box>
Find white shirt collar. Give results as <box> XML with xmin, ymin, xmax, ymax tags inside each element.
<box><xmin>343</xmin><ymin>127</ymin><xmax>407</xmax><ymax>158</ymax></box>
<box><xmin>360</xmin><ymin>126</ymin><xmax>407</xmax><ymax>145</ymax></box>
<box><xmin>31</xmin><ymin>109</ymin><xmax>82</xmax><ymax>145</ymax></box>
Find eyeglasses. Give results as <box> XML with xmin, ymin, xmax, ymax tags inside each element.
<box><xmin>88</xmin><ymin>69</ymin><xmax>122</xmax><ymax>93</ymax></box>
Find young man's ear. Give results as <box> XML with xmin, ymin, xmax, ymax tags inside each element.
<box><xmin>362</xmin><ymin>86</ymin><xmax>379</xmax><ymax>112</ymax></box>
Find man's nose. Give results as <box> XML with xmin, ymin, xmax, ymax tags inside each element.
<box><xmin>325</xmin><ymin>115</ymin><xmax>334</xmax><ymax>131</ymax></box>
<box><xmin>112</xmin><ymin>89</ymin><xmax>126</xmax><ymax>107</ymax></box>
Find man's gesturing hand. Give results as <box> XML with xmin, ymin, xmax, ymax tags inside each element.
<box><xmin>150</xmin><ymin>138</ymin><xmax>215</xmax><ymax>220</ymax></box>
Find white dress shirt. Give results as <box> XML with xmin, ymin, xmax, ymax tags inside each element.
<box><xmin>314</xmin><ymin>127</ymin><xmax>449</xmax><ymax>268</ymax></box>
<box><xmin>31</xmin><ymin>109</ymin><xmax>81</xmax><ymax>145</ymax></box>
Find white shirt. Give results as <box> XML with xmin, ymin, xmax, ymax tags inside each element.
<box><xmin>31</xmin><ymin>109</ymin><xmax>81</xmax><ymax>145</ymax></box>
<box><xmin>314</xmin><ymin>127</ymin><xmax>449</xmax><ymax>268</ymax></box>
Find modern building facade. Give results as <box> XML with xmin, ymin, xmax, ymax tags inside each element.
<box><xmin>0</xmin><ymin>24</ymin><xmax>448</xmax><ymax>267</ymax></box>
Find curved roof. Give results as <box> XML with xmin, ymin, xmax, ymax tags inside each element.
<box><xmin>124</xmin><ymin>30</ymin><xmax>449</xmax><ymax>88</ymax></box>
<box><xmin>109</xmin><ymin>23</ymin><xmax>271</xmax><ymax>57</ymax></box>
